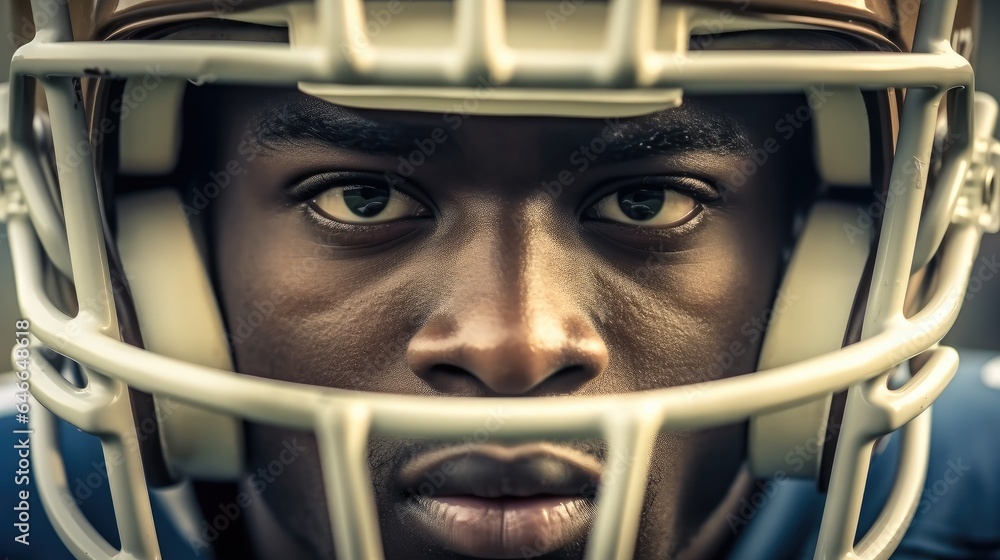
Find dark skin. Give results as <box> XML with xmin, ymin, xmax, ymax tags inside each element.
<box><xmin>202</xmin><ymin>87</ymin><xmax>812</xmax><ymax>559</ymax></box>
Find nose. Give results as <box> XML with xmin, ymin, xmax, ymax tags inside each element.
<box><xmin>406</xmin><ymin>222</ymin><xmax>608</xmax><ymax>396</ymax></box>
<box><xmin>407</xmin><ymin>312</ymin><xmax>609</xmax><ymax>396</ymax></box>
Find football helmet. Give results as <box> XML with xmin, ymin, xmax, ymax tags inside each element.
<box><xmin>1</xmin><ymin>0</ymin><xmax>998</xmax><ymax>559</ymax></box>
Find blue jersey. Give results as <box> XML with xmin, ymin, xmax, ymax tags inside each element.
<box><xmin>3</xmin><ymin>349</ymin><xmax>1000</xmax><ymax>559</ymax></box>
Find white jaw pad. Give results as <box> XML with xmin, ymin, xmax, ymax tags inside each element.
<box><xmin>748</xmin><ymin>201</ymin><xmax>871</xmax><ymax>480</ymax></box>
<box><xmin>116</xmin><ymin>188</ymin><xmax>243</xmax><ymax>480</ymax></box>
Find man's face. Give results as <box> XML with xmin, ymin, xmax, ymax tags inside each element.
<box><xmin>205</xmin><ymin>88</ymin><xmax>809</xmax><ymax>559</ymax></box>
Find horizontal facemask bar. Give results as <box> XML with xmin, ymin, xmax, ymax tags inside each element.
<box><xmin>10</xmin><ymin>0</ymin><xmax>972</xmax><ymax>94</ymax></box>
<box><xmin>7</xmin><ymin>218</ymin><xmax>978</xmax><ymax>438</ymax></box>
<box><xmin>10</xmin><ymin>39</ymin><xmax>972</xmax><ymax>92</ymax></box>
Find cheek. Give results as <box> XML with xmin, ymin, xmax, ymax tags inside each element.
<box><xmin>596</xmin><ymin>207</ymin><xmax>787</xmax><ymax>388</ymax></box>
<box><xmin>214</xmin><ymin>195</ymin><xmax>429</xmax><ymax>390</ymax></box>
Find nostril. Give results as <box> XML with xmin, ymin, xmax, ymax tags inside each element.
<box><xmin>433</xmin><ymin>364</ymin><xmax>470</xmax><ymax>377</ymax></box>
<box><xmin>534</xmin><ymin>366</ymin><xmax>595</xmax><ymax>395</ymax></box>
<box><xmin>419</xmin><ymin>364</ymin><xmax>489</xmax><ymax>396</ymax></box>
<box><xmin>407</xmin><ymin>316</ymin><xmax>608</xmax><ymax>396</ymax></box>
<box><xmin>416</xmin><ymin>364</ymin><xmax>595</xmax><ymax>397</ymax></box>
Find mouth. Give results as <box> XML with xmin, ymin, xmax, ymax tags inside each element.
<box><xmin>396</xmin><ymin>443</ymin><xmax>602</xmax><ymax>559</ymax></box>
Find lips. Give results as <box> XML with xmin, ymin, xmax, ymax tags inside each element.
<box><xmin>397</xmin><ymin>443</ymin><xmax>601</xmax><ymax>558</ymax></box>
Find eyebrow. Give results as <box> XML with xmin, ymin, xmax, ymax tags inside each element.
<box><xmin>248</xmin><ymin>96</ymin><xmax>751</xmax><ymax>160</ymax></box>
<box><xmin>248</xmin><ymin>100</ymin><xmax>437</xmax><ymax>155</ymax></box>
<box><xmin>592</xmin><ymin>108</ymin><xmax>750</xmax><ymax>161</ymax></box>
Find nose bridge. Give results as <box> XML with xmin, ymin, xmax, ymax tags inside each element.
<box><xmin>453</xmin><ymin>211</ymin><xmax>575</xmax><ymax>353</ymax></box>
<box><xmin>408</xmin><ymin>209</ymin><xmax>607</xmax><ymax>395</ymax></box>
<box><xmin>480</xmin><ymin>215</ymin><xmax>567</xmax><ymax>340</ymax></box>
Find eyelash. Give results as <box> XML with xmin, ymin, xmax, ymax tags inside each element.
<box><xmin>286</xmin><ymin>171</ymin><xmax>429</xmax><ymax>207</ymax></box>
<box><xmin>287</xmin><ymin>172</ymin><xmax>722</xmax><ymax>227</ymax></box>
<box><xmin>578</xmin><ymin>175</ymin><xmax>722</xmax><ymax>215</ymax></box>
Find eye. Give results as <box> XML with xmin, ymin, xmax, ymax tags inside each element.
<box><xmin>310</xmin><ymin>184</ymin><xmax>429</xmax><ymax>224</ymax></box>
<box><xmin>585</xmin><ymin>186</ymin><xmax>700</xmax><ymax>228</ymax></box>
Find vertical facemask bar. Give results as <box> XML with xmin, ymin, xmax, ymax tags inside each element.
<box><xmin>317</xmin><ymin>0</ymin><xmax>369</xmax><ymax>76</ymax></box>
<box><xmin>601</xmin><ymin>0</ymin><xmax>659</xmax><ymax>85</ymax></box>
<box><xmin>30</xmin><ymin>1</ymin><xmax>162</xmax><ymax>556</ymax></box>
<box><xmin>910</xmin><ymin>0</ymin><xmax>977</xmax><ymax>272</ymax></box>
<box><xmin>5</xmin><ymin>79</ymin><xmax>72</xmax><ymax>278</ymax></box>
<box><xmin>863</xmin><ymin>82</ymin><xmax>948</xmax><ymax>339</ymax></box>
<box><xmin>911</xmin><ymin>88</ymin><xmax>974</xmax><ymax>272</ymax></box>
<box><xmin>454</xmin><ymin>0</ymin><xmax>507</xmax><ymax>82</ymax></box>
<box><xmin>817</xmin><ymin>343</ymin><xmax>962</xmax><ymax>560</ymax></box>
<box><xmin>584</xmin><ymin>409</ymin><xmax>660</xmax><ymax>560</ymax></box>
<box><xmin>317</xmin><ymin>405</ymin><xmax>385</xmax><ymax>560</ymax></box>
<box><xmin>42</xmin><ymin>73</ymin><xmax>164</xmax><ymax>560</ymax></box>
<box><xmin>31</xmin><ymin>396</ymin><xmax>121</xmax><ymax>558</ymax></box>
<box><xmin>41</xmin><ymin>76</ymin><xmax>116</xmax><ymax>330</ymax></box>
<box><xmin>854</xmin><ymin>348</ymin><xmax>960</xmax><ymax>560</ymax></box>
<box><xmin>816</xmin><ymin>86</ymin><xmax>947</xmax><ymax>560</ymax></box>
<box><xmin>815</xmin><ymin>0</ymin><xmax>964</xmax><ymax>553</ymax></box>
<box><xmin>853</xmin><ymin>410</ymin><xmax>931</xmax><ymax>560</ymax></box>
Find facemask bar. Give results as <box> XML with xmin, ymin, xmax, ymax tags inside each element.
<box><xmin>3</xmin><ymin>0</ymin><xmax>996</xmax><ymax>559</ymax></box>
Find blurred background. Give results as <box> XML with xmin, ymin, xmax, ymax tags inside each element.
<box><xmin>1</xmin><ymin>3</ymin><xmax>999</xmax><ymax>350</ymax></box>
